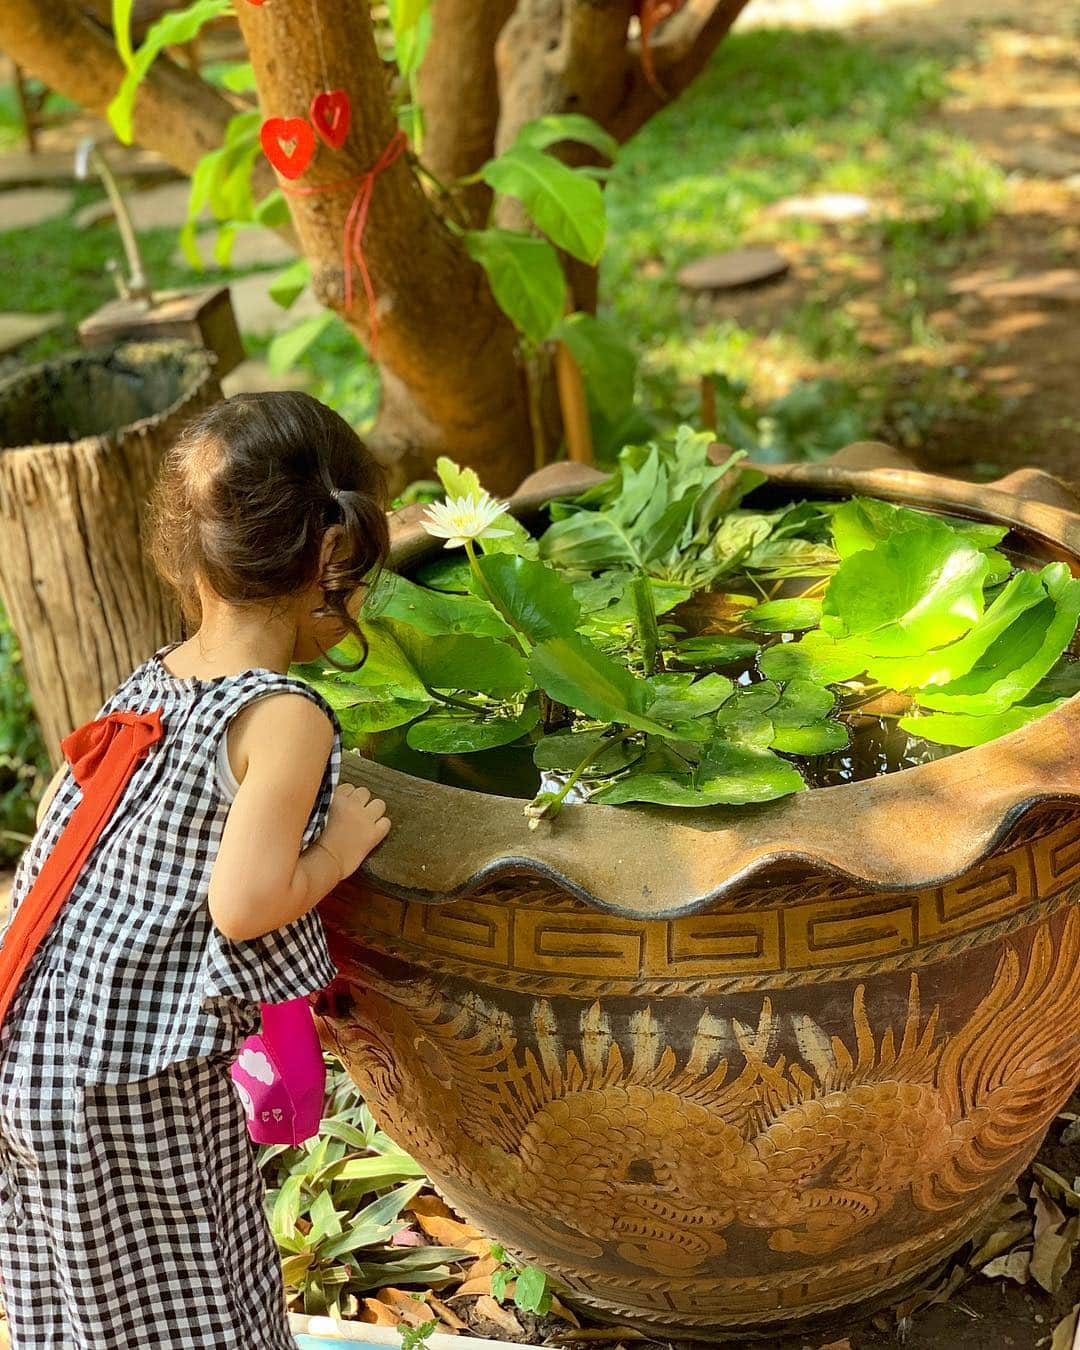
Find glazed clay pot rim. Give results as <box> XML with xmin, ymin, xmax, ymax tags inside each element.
<box><xmin>342</xmin><ymin>456</ymin><xmax>1080</xmax><ymax>915</ymax></box>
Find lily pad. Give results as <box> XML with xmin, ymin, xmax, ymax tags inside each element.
<box><xmin>595</xmin><ymin>741</ymin><xmax>805</xmax><ymax>807</ymax></box>
<box><xmin>822</xmin><ymin>525</ymin><xmax>989</xmax><ymax>657</ymax></box>
<box><xmin>740</xmin><ymin>597</ymin><xmax>823</xmax><ymax>632</ymax></box>
<box><xmin>406</xmin><ymin>703</ymin><xmax>540</xmax><ymax>754</ymax></box>
<box><xmin>669</xmin><ymin>635</ymin><xmax>761</xmax><ymax>666</ymax></box>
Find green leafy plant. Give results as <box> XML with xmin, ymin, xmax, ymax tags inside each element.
<box><xmin>297</xmin><ymin>431</ymin><xmax>1080</xmax><ymax>822</ymax></box>
<box><xmin>488</xmin><ymin>1243</ymin><xmax>553</xmax><ymax>1316</ymax></box>
<box><xmin>261</xmin><ymin>1060</ymin><xmax>472</xmax><ymax>1319</ymax></box>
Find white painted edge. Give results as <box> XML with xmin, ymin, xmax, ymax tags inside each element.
<box><xmin>290</xmin><ymin>1312</ymin><xmax>548</xmax><ymax>1350</ymax></box>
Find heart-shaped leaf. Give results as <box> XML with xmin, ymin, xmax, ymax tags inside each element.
<box><xmin>595</xmin><ymin>741</ymin><xmax>805</xmax><ymax>807</ymax></box>
<box><xmin>740</xmin><ymin>597</ymin><xmax>823</xmax><ymax>633</ymax></box>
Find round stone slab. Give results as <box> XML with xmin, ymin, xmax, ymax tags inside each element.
<box><xmin>677</xmin><ymin>246</ymin><xmax>789</xmax><ymax>292</ymax></box>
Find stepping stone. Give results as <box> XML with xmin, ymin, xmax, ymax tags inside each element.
<box><xmin>173</xmin><ymin>228</ymin><xmax>295</xmax><ymax>271</ymax></box>
<box><xmin>1008</xmin><ymin>144</ymin><xmax>1080</xmax><ymax>179</ymax></box>
<box><xmin>0</xmin><ymin>186</ymin><xmax>72</xmax><ymax>230</ymax></box>
<box><xmin>0</xmin><ymin>311</ymin><xmax>63</xmax><ymax>356</ymax></box>
<box><xmin>677</xmin><ymin>247</ymin><xmax>789</xmax><ymax>292</ymax></box>
<box><xmin>228</xmin><ymin>271</ymin><xmax>322</xmax><ymax>335</ymax></box>
<box><xmin>221</xmin><ymin>359</ymin><xmax>311</xmax><ymax>397</ymax></box>
<box><xmin>949</xmin><ymin>268</ymin><xmax>1080</xmax><ymax>302</ymax></box>
<box><xmin>766</xmin><ymin>192</ymin><xmax>871</xmax><ymax>222</ymax></box>
<box><xmin>76</xmin><ymin>180</ymin><xmax>198</xmax><ymax>232</ymax></box>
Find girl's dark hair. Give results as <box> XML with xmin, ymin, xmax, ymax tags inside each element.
<box><xmin>147</xmin><ymin>391</ymin><xmax>389</xmax><ymax>668</ymax></box>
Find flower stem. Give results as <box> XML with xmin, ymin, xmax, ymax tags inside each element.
<box><xmin>465</xmin><ymin>540</ymin><xmax>532</xmax><ymax>655</ymax></box>
<box><xmin>550</xmin><ymin>730</ymin><xmax>635</xmax><ymax>812</ymax></box>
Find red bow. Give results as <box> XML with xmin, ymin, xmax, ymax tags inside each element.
<box><xmin>0</xmin><ymin>709</ymin><xmax>163</xmax><ymax>1031</ymax></box>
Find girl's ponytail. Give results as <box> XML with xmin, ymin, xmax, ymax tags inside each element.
<box><xmin>317</xmin><ymin>484</ymin><xmax>390</xmax><ymax>671</ymax></box>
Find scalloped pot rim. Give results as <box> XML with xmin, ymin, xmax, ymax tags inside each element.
<box><xmin>340</xmin><ymin>459</ymin><xmax>1080</xmax><ymax>915</ymax></box>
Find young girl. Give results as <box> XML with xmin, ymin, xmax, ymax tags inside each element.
<box><xmin>0</xmin><ymin>391</ymin><xmax>391</xmax><ymax>1348</ymax></box>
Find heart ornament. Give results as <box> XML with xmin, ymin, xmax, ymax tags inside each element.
<box><xmin>260</xmin><ymin>116</ymin><xmax>316</xmax><ymax>180</ymax></box>
<box><xmin>310</xmin><ymin>89</ymin><xmax>351</xmax><ymax>150</ymax></box>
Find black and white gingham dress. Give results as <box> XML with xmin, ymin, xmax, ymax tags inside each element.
<box><xmin>0</xmin><ymin>644</ymin><xmax>342</xmax><ymax>1348</ymax></box>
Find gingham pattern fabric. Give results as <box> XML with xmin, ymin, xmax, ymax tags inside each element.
<box><xmin>0</xmin><ymin>1053</ymin><xmax>296</xmax><ymax>1348</ymax></box>
<box><xmin>0</xmin><ymin>643</ymin><xmax>341</xmax><ymax>1087</ymax></box>
<box><xmin>0</xmin><ymin>644</ymin><xmax>343</xmax><ymax>1347</ymax></box>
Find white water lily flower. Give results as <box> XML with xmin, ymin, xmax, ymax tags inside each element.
<box><xmin>421</xmin><ymin>490</ymin><xmax>513</xmax><ymax>549</ymax></box>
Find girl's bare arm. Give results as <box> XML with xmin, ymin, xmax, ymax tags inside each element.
<box><xmin>36</xmin><ymin>765</ymin><xmax>68</xmax><ymax>827</ymax></box>
<box><xmin>207</xmin><ymin>694</ymin><xmax>389</xmax><ymax>942</ymax></box>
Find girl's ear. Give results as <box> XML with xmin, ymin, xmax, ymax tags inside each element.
<box><xmin>318</xmin><ymin>525</ymin><xmax>344</xmax><ymax>579</ymax></box>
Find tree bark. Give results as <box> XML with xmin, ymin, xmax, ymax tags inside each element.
<box><xmin>611</xmin><ymin>0</ymin><xmax>754</xmax><ymax>140</ymax></box>
<box><xmin>236</xmin><ymin>0</ymin><xmax>534</xmax><ymax>495</ymax></box>
<box><xmin>0</xmin><ymin>346</ymin><xmax>217</xmax><ymax>761</ymax></box>
<box><xmin>418</xmin><ymin>0</ymin><xmax>516</xmax><ymax>228</ymax></box>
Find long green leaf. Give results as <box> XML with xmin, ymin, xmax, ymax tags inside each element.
<box><xmin>899</xmin><ymin>700</ymin><xmax>1065</xmax><ymax>747</ymax></box>
<box><xmin>481</xmin><ymin>145</ymin><xmax>606</xmax><ymax>264</ymax></box>
<box><xmin>107</xmin><ymin>0</ymin><xmax>232</xmax><ymax>143</ymax></box>
<box><xmin>463</xmin><ymin>229</ymin><xmax>566</xmax><ymax>343</ymax></box>
<box><xmin>514</xmin><ymin>114</ymin><xmax>619</xmax><ymax>162</ymax></box>
<box><xmin>474</xmin><ymin>554</ymin><xmax>581</xmax><ymax>642</ymax></box>
<box><xmin>529</xmin><ymin>635</ymin><xmax>670</xmax><ymax>735</ymax></box>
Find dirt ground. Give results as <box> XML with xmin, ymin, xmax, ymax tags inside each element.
<box><xmin>733</xmin><ymin>0</ymin><xmax>1080</xmax><ymax>486</ymax></box>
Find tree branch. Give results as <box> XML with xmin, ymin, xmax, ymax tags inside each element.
<box><xmin>609</xmin><ymin>0</ymin><xmax>753</xmax><ymax>141</ymax></box>
<box><xmin>0</xmin><ymin>0</ymin><xmax>272</xmax><ymax>189</ymax></box>
<box><xmin>418</xmin><ymin>0</ymin><xmax>516</xmax><ymax>227</ymax></box>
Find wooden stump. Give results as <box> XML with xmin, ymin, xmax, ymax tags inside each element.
<box><xmin>0</xmin><ymin>341</ymin><xmax>219</xmax><ymax>763</ymax></box>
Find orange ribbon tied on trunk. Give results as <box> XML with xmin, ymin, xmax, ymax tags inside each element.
<box><xmin>0</xmin><ymin>708</ymin><xmax>164</xmax><ymax>1032</ymax></box>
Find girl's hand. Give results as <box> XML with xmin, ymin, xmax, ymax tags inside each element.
<box><xmin>318</xmin><ymin>783</ymin><xmax>391</xmax><ymax>879</ymax></box>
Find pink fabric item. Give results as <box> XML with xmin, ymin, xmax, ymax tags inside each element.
<box><xmin>229</xmin><ymin>997</ymin><xmax>326</xmax><ymax>1145</ymax></box>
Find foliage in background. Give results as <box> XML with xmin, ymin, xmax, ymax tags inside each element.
<box><xmin>0</xmin><ymin>607</ymin><xmax>47</xmax><ymax>866</ymax></box>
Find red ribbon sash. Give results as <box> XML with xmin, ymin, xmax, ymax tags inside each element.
<box><xmin>0</xmin><ymin>709</ymin><xmax>164</xmax><ymax>1031</ymax></box>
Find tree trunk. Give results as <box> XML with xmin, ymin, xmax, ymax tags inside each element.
<box><xmin>235</xmin><ymin>0</ymin><xmax>534</xmax><ymax>495</ymax></box>
<box><xmin>418</xmin><ymin>0</ymin><xmax>517</xmax><ymax>228</ymax></box>
<box><xmin>0</xmin><ymin>344</ymin><xmax>217</xmax><ymax>761</ymax></box>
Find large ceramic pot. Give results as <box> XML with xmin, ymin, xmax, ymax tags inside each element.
<box><xmin>315</xmin><ymin>451</ymin><xmax>1080</xmax><ymax>1339</ymax></box>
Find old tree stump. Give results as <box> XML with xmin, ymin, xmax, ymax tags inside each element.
<box><xmin>0</xmin><ymin>341</ymin><xmax>219</xmax><ymax>763</ymax></box>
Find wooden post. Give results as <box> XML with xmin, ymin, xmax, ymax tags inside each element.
<box><xmin>0</xmin><ymin>343</ymin><xmax>219</xmax><ymax>762</ymax></box>
<box><xmin>555</xmin><ymin>339</ymin><xmax>594</xmax><ymax>466</ymax></box>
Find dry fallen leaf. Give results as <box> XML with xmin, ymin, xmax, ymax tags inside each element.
<box><xmin>1034</xmin><ymin>1182</ymin><xmax>1068</xmax><ymax>1239</ymax></box>
<box><xmin>981</xmin><ymin>1250</ymin><xmax>1032</xmax><ymax>1284</ymax></box>
<box><xmin>360</xmin><ymin>1299</ymin><xmax>403</xmax><ymax>1327</ymax></box>
<box><xmin>1032</xmin><ymin>1215</ymin><xmax>1080</xmax><ymax>1294</ymax></box>
<box><xmin>409</xmin><ymin>1193</ymin><xmax>457</xmax><ymax>1221</ymax></box>
<box><xmin>818</xmin><ymin>1340</ymin><xmax>852</xmax><ymax>1349</ymax></box>
<box><xmin>968</xmin><ymin>1217</ymin><xmax>1033</xmax><ymax>1268</ymax></box>
<box><xmin>1050</xmin><ymin>1301</ymin><xmax>1079</xmax><ymax>1350</ymax></box>
<box><xmin>474</xmin><ymin>1294</ymin><xmax>523</xmax><ymax>1339</ymax></box>
<box><xmin>427</xmin><ymin>1295</ymin><xmax>469</xmax><ymax>1331</ymax></box>
<box><xmin>417</xmin><ymin>1213</ymin><xmax>487</xmax><ymax>1246</ymax></box>
<box><xmin>448</xmin><ymin>1273</ymin><xmax>494</xmax><ymax>1299</ymax></box>
<box><xmin>547</xmin><ymin>1294</ymin><xmax>582</xmax><ymax>1328</ymax></box>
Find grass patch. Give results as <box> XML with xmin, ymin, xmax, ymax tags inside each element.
<box><xmin>602</xmin><ymin>27</ymin><xmax>1005</xmax><ymax>442</ymax></box>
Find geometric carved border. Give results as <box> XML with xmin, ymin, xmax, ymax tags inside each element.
<box><xmin>334</xmin><ymin>817</ymin><xmax>1080</xmax><ymax>996</ymax></box>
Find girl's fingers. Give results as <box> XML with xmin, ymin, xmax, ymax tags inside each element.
<box><xmin>366</xmin><ymin>798</ymin><xmax>386</xmax><ymax>818</ymax></box>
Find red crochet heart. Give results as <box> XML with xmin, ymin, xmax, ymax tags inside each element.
<box><xmin>259</xmin><ymin>117</ymin><xmax>316</xmax><ymax>179</ymax></box>
<box><xmin>310</xmin><ymin>89</ymin><xmax>351</xmax><ymax>150</ymax></box>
